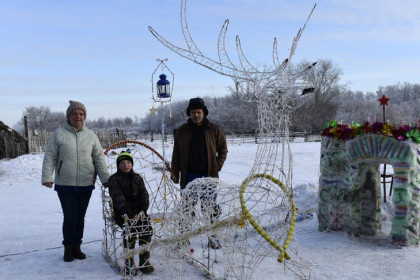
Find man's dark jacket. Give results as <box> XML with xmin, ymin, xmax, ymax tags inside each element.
<box><xmin>171</xmin><ymin>118</ymin><xmax>228</xmax><ymax>188</ymax></box>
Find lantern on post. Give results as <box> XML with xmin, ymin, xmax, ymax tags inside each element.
<box><xmin>151</xmin><ymin>58</ymin><xmax>174</xmax><ymax>103</ymax></box>
<box><xmin>149</xmin><ymin>58</ymin><xmax>174</xmax><ymax>183</ymax></box>
<box><xmin>157</xmin><ymin>74</ymin><xmax>170</xmax><ymax>98</ymax></box>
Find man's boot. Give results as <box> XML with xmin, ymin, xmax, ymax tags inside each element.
<box><xmin>73</xmin><ymin>243</ymin><xmax>86</xmax><ymax>259</ymax></box>
<box><xmin>64</xmin><ymin>245</ymin><xmax>74</xmax><ymax>262</ymax></box>
<box><xmin>139</xmin><ymin>251</ymin><xmax>154</xmax><ymax>274</ymax></box>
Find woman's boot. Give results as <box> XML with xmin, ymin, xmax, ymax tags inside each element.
<box><xmin>73</xmin><ymin>243</ymin><xmax>86</xmax><ymax>259</ymax></box>
<box><xmin>64</xmin><ymin>245</ymin><xmax>74</xmax><ymax>262</ymax></box>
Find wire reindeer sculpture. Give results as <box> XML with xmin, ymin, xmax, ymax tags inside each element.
<box><xmin>134</xmin><ymin>1</ymin><xmax>319</xmax><ymax>279</ymax></box>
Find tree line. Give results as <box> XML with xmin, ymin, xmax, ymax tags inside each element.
<box><xmin>13</xmin><ymin>59</ymin><xmax>419</xmax><ymax>136</ymax></box>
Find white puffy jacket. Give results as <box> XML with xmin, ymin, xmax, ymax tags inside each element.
<box><xmin>41</xmin><ymin>122</ymin><xmax>110</xmax><ymax>187</ymax></box>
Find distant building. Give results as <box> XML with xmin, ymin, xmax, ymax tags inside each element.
<box><xmin>0</xmin><ymin>121</ymin><xmax>26</xmax><ymax>159</ymax></box>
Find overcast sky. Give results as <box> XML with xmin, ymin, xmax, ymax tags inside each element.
<box><xmin>1</xmin><ymin>0</ymin><xmax>419</xmax><ymax>127</ymax></box>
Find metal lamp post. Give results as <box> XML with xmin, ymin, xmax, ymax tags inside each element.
<box><xmin>151</xmin><ymin>58</ymin><xmax>175</xmax><ymax>212</ymax></box>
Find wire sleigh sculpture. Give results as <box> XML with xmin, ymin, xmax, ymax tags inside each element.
<box><xmin>101</xmin><ymin>1</ymin><xmax>318</xmax><ymax>279</ymax></box>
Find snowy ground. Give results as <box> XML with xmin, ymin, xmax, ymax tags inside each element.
<box><xmin>0</xmin><ymin>140</ymin><xmax>419</xmax><ymax>280</ymax></box>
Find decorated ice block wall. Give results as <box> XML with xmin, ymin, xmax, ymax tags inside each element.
<box><xmin>318</xmin><ymin>133</ymin><xmax>420</xmax><ymax>246</ymax></box>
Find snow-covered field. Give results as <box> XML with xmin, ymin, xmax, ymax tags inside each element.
<box><xmin>0</xmin><ymin>140</ymin><xmax>419</xmax><ymax>280</ymax></box>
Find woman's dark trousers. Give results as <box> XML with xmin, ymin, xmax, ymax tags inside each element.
<box><xmin>57</xmin><ymin>189</ymin><xmax>93</xmax><ymax>246</ymax></box>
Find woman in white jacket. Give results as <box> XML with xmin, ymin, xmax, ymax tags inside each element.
<box><xmin>42</xmin><ymin>101</ymin><xmax>110</xmax><ymax>262</ymax></box>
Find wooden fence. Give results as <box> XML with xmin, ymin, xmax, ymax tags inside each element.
<box><xmin>27</xmin><ymin>130</ymin><xmax>53</xmax><ymax>153</ymax></box>
<box><xmin>95</xmin><ymin>129</ymin><xmax>127</xmax><ymax>149</ymax></box>
<box><xmin>1</xmin><ymin>123</ymin><xmax>319</xmax><ymax>159</ymax></box>
<box><xmin>136</xmin><ymin>131</ymin><xmax>319</xmax><ymax>144</ymax></box>
<box><xmin>25</xmin><ymin>128</ymin><xmax>127</xmax><ymax>154</ymax></box>
<box><xmin>224</xmin><ymin>132</ymin><xmax>314</xmax><ymax>144</ymax></box>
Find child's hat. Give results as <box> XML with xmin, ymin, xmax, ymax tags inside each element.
<box><xmin>117</xmin><ymin>150</ymin><xmax>133</xmax><ymax>167</ymax></box>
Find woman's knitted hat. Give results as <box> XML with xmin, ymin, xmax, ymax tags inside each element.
<box><xmin>66</xmin><ymin>100</ymin><xmax>87</xmax><ymax>119</ymax></box>
<box><xmin>117</xmin><ymin>150</ymin><xmax>133</xmax><ymax>167</ymax></box>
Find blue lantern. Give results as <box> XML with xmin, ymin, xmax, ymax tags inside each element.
<box><xmin>157</xmin><ymin>74</ymin><xmax>171</xmax><ymax>98</ymax></box>
<box><xmin>151</xmin><ymin>58</ymin><xmax>173</xmax><ymax>102</ymax></box>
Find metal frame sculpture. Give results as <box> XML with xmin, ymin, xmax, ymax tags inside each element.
<box><xmin>145</xmin><ymin>0</ymin><xmax>317</xmax><ymax>279</ymax></box>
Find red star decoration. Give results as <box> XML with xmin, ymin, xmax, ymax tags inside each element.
<box><xmin>189</xmin><ymin>248</ymin><xmax>195</xmax><ymax>253</ymax></box>
<box><xmin>378</xmin><ymin>94</ymin><xmax>390</xmax><ymax>106</ymax></box>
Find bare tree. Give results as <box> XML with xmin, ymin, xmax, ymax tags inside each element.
<box><xmin>45</xmin><ymin>111</ymin><xmax>66</xmax><ymax>131</ymax></box>
<box><xmin>23</xmin><ymin>106</ymin><xmax>51</xmax><ymax>131</ymax></box>
<box><xmin>146</xmin><ymin>95</ymin><xmax>258</xmax><ymax>135</ymax></box>
<box><xmin>105</xmin><ymin>118</ymin><xmax>112</xmax><ymax>128</ymax></box>
<box><xmin>292</xmin><ymin>59</ymin><xmax>347</xmax><ymax>133</ymax></box>
<box><xmin>123</xmin><ymin>117</ymin><xmax>133</xmax><ymax>127</ymax></box>
<box><xmin>113</xmin><ymin>117</ymin><xmax>123</xmax><ymax>128</ymax></box>
<box><xmin>13</xmin><ymin>106</ymin><xmax>66</xmax><ymax>133</ymax></box>
<box><xmin>139</xmin><ymin>112</ymin><xmax>161</xmax><ymax>133</ymax></box>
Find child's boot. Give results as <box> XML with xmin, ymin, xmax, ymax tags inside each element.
<box><xmin>125</xmin><ymin>258</ymin><xmax>138</xmax><ymax>276</ymax></box>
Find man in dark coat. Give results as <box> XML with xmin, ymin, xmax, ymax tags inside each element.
<box><xmin>171</xmin><ymin>97</ymin><xmax>228</xmax><ymax>248</ymax></box>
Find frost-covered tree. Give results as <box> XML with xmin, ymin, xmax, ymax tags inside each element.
<box><xmin>23</xmin><ymin>106</ymin><xmax>51</xmax><ymax>131</ymax></box>
<box><xmin>376</xmin><ymin>82</ymin><xmax>420</xmax><ymax>125</ymax></box>
<box><xmin>334</xmin><ymin>82</ymin><xmax>419</xmax><ymax>127</ymax></box>
<box><xmin>292</xmin><ymin>59</ymin><xmax>347</xmax><ymax>133</ymax></box>
<box><xmin>123</xmin><ymin>117</ymin><xmax>133</xmax><ymax>127</ymax></box>
<box><xmin>46</xmin><ymin>111</ymin><xmax>66</xmax><ymax>131</ymax></box>
<box><xmin>14</xmin><ymin>106</ymin><xmax>65</xmax><ymax>133</ymax></box>
<box><xmin>142</xmin><ymin>95</ymin><xmax>258</xmax><ymax>135</ymax></box>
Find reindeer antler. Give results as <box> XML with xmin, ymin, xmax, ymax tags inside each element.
<box><xmin>148</xmin><ymin>0</ymin><xmax>317</xmax><ymax>94</ymax></box>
